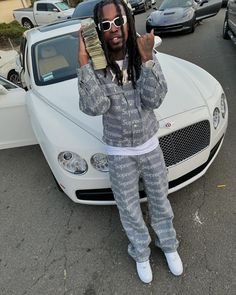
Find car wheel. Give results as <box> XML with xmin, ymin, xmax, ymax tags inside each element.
<box><xmin>7</xmin><ymin>70</ymin><xmax>20</xmax><ymax>85</ymax></box>
<box><xmin>146</xmin><ymin>24</ymin><xmax>152</xmax><ymax>33</ymax></box>
<box><xmin>190</xmin><ymin>22</ymin><xmax>195</xmax><ymax>33</ymax></box>
<box><xmin>22</xmin><ymin>18</ymin><xmax>34</xmax><ymax>29</ymax></box>
<box><xmin>189</xmin><ymin>16</ymin><xmax>196</xmax><ymax>33</ymax></box>
<box><xmin>223</xmin><ymin>16</ymin><xmax>230</xmax><ymax>39</ymax></box>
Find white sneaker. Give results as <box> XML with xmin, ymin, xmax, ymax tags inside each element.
<box><xmin>136</xmin><ymin>260</ymin><xmax>153</xmax><ymax>283</ymax></box>
<box><xmin>164</xmin><ymin>251</ymin><xmax>183</xmax><ymax>276</ymax></box>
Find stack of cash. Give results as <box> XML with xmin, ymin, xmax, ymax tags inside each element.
<box><xmin>81</xmin><ymin>18</ymin><xmax>107</xmax><ymax>70</ymax></box>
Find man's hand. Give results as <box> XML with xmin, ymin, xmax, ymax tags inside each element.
<box><xmin>78</xmin><ymin>29</ymin><xmax>89</xmax><ymax>66</ymax></box>
<box><xmin>136</xmin><ymin>29</ymin><xmax>154</xmax><ymax>63</ymax></box>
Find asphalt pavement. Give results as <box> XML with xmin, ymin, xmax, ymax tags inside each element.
<box><xmin>0</xmin><ymin>6</ymin><xmax>236</xmax><ymax>295</ymax></box>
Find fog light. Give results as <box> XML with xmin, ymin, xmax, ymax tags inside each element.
<box><xmin>91</xmin><ymin>153</ymin><xmax>109</xmax><ymax>172</ymax></box>
<box><xmin>58</xmin><ymin>151</ymin><xmax>88</xmax><ymax>175</ymax></box>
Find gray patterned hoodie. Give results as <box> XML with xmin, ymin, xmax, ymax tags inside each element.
<box><xmin>78</xmin><ymin>54</ymin><xmax>168</xmax><ymax>147</ymax></box>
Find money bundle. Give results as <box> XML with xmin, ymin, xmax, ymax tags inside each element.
<box><xmin>81</xmin><ymin>18</ymin><xmax>107</xmax><ymax>70</ymax></box>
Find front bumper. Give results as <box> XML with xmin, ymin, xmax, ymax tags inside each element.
<box><xmin>146</xmin><ymin>19</ymin><xmax>193</xmax><ymax>34</ymax></box>
<box><xmin>75</xmin><ymin>134</ymin><xmax>224</xmax><ymax>204</ymax></box>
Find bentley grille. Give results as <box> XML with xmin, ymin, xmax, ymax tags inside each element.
<box><xmin>159</xmin><ymin>120</ymin><xmax>211</xmax><ymax>167</ymax></box>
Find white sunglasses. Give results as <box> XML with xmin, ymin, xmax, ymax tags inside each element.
<box><xmin>98</xmin><ymin>15</ymin><xmax>127</xmax><ymax>32</ymax></box>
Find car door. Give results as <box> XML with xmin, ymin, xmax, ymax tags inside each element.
<box><xmin>46</xmin><ymin>3</ymin><xmax>61</xmax><ymax>23</ymax></box>
<box><xmin>0</xmin><ymin>76</ymin><xmax>37</xmax><ymax>150</ymax></box>
<box><xmin>34</xmin><ymin>2</ymin><xmax>52</xmax><ymax>25</ymax></box>
<box><xmin>195</xmin><ymin>0</ymin><xmax>222</xmax><ymax>20</ymax></box>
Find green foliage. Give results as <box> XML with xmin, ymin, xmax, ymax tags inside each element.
<box><xmin>0</xmin><ymin>21</ymin><xmax>26</xmax><ymax>46</ymax></box>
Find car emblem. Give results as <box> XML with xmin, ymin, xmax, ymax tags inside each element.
<box><xmin>160</xmin><ymin>121</ymin><xmax>175</xmax><ymax>128</ymax></box>
<box><xmin>165</xmin><ymin>121</ymin><xmax>174</xmax><ymax>128</ymax></box>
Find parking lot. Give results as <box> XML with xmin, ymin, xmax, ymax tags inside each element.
<box><xmin>0</xmin><ymin>5</ymin><xmax>236</xmax><ymax>295</ymax></box>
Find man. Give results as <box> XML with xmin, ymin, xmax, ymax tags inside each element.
<box><xmin>78</xmin><ymin>0</ymin><xmax>183</xmax><ymax>284</ymax></box>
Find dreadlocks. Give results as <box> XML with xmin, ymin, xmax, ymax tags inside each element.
<box><xmin>93</xmin><ymin>0</ymin><xmax>142</xmax><ymax>88</ymax></box>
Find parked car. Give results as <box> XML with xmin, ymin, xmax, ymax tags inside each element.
<box><xmin>0</xmin><ymin>19</ymin><xmax>228</xmax><ymax>205</ymax></box>
<box><xmin>129</xmin><ymin>0</ymin><xmax>152</xmax><ymax>13</ymax></box>
<box><xmin>13</xmin><ymin>0</ymin><xmax>75</xmax><ymax>29</ymax></box>
<box><xmin>146</xmin><ymin>0</ymin><xmax>222</xmax><ymax>34</ymax></box>
<box><xmin>223</xmin><ymin>0</ymin><xmax>236</xmax><ymax>43</ymax></box>
<box><xmin>0</xmin><ymin>50</ymin><xmax>20</xmax><ymax>85</ymax></box>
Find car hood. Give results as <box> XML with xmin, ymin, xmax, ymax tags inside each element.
<box><xmin>33</xmin><ymin>52</ymin><xmax>217</xmax><ymax>142</ymax></box>
<box><xmin>149</xmin><ymin>7</ymin><xmax>192</xmax><ymax>25</ymax></box>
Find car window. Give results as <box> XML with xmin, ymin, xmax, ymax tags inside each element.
<box><xmin>160</xmin><ymin>0</ymin><xmax>192</xmax><ymax>9</ymax></box>
<box><xmin>37</xmin><ymin>3</ymin><xmax>48</xmax><ymax>11</ymax></box>
<box><xmin>56</xmin><ymin>2</ymin><xmax>70</xmax><ymax>11</ymax></box>
<box><xmin>47</xmin><ymin>4</ymin><xmax>58</xmax><ymax>12</ymax></box>
<box><xmin>32</xmin><ymin>32</ymin><xmax>79</xmax><ymax>86</ymax></box>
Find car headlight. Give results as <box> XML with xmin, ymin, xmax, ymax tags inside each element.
<box><xmin>90</xmin><ymin>153</ymin><xmax>109</xmax><ymax>172</ymax></box>
<box><xmin>183</xmin><ymin>10</ymin><xmax>192</xmax><ymax>19</ymax></box>
<box><xmin>220</xmin><ymin>92</ymin><xmax>226</xmax><ymax>118</ymax></box>
<box><xmin>213</xmin><ymin>107</ymin><xmax>220</xmax><ymax>129</ymax></box>
<box><xmin>58</xmin><ymin>151</ymin><xmax>88</xmax><ymax>175</ymax></box>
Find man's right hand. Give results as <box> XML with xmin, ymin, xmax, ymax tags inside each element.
<box><xmin>78</xmin><ymin>29</ymin><xmax>89</xmax><ymax>66</ymax></box>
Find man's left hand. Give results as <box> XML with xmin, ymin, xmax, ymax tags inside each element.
<box><xmin>137</xmin><ymin>29</ymin><xmax>154</xmax><ymax>63</ymax></box>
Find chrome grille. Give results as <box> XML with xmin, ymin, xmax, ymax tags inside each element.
<box><xmin>159</xmin><ymin>120</ymin><xmax>210</xmax><ymax>167</ymax></box>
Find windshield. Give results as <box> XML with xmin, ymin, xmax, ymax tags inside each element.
<box><xmin>159</xmin><ymin>0</ymin><xmax>193</xmax><ymax>9</ymax></box>
<box><xmin>32</xmin><ymin>32</ymin><xmax>79</xmax><ymax>86</ymax></box>
<box><xmin>56</xmin><ymin>2</ymin><xmax>70</xmax><ymax>11</ymax></box>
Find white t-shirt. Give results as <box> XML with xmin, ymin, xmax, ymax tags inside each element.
<box><xmin>105</xmin><ymin>134</ymin><xmax>159</xmax><ymax>155</ymax></box>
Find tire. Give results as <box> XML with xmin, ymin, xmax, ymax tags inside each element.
<box><xmin>146</xmin><ymin>24</ymin><xmax>152</xmax><ymax>33</ymax></box>
<box><xmin>223</xmin><ymin>16</ymin><xmax>230</xmax><ymax>39</ymax></box>
<box><xmin>7</xmin><ymin>70</ymin><xmax>20</xmax><ymax>85</ymax></box>
<box><xmin>22</xmin><ymin>18</ymin><xmax>34</xmax><ymax>29</ymax></box>
<box><xmin>189</xmin><ymin>22</ymin><xmax>195</xmax><ymax>33</ymax></box>
<box><xmin>189</xmin><ymin>16</ymin><xmax>196</xmax><ymax>33</ymax></box>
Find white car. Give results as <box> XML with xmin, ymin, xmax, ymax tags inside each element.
<box><xmin>0</xmin><ymin>50</ymin><xmax>20</xmax><ymax>85</ymax></box>
<box><xmin>0</xmin><ymin>20</ymin><xmax>228</xmax><ymax>205</ymax></box>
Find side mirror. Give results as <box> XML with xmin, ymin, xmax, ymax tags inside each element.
<box><xmin>153</xmin><ymin>7</ymin><xmax>158</xmax><ymax>10</ymax></box>
<box><xmin>154</xmin><ymin>36</ymin><xmax>162</xmax><ymax>48</ymax></box>
<box><xmin>53</xmin><ymin>8</ymin><xmax>59</xmax><ymax>12</ymax></box>
<box><xmin>0</xmin><ymin>85</ymin><xmax>8</xmax><ymax>95</ymax></box>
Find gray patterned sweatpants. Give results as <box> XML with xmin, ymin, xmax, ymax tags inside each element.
<box><xmin>108</xmin><ymin>146</ymin><xmax>179</xmax><ymax>263</ymax></box>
